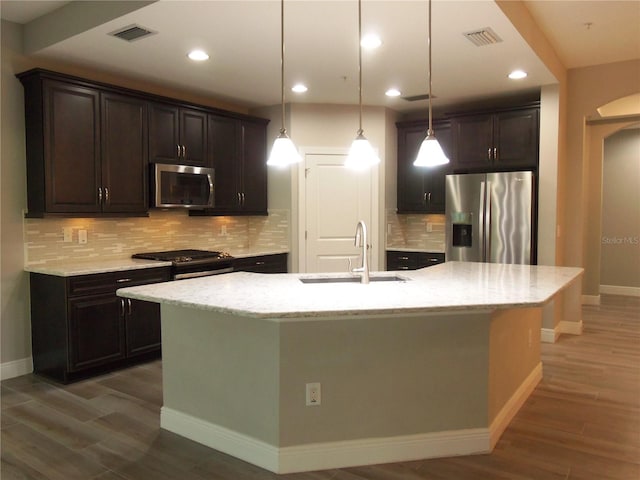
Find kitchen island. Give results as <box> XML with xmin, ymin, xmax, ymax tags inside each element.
<box><xmin>117</xmin><ymin>261</ymin><xmax>583</xmax><ymax>474</ymax></box>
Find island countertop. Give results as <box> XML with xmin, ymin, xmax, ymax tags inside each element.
<box><xmin>117</xmin><ymin>261</ymin><xmax>583</xmax><ymax>320</ymax></box>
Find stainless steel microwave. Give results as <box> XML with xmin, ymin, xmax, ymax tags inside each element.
<box><xmin>152</xmin><ymin>163</ymin><xmax>215</xmax><ymax>209</ymax></box>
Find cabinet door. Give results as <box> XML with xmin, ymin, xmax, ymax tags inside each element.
<box><xmin>452</xmin><ymin>114</ymin><xmax>493</xmax><ymax>170</ymax></box>
<box><xmin>493</xmin><ymin>108</ymin><xmax>539</xmax><ymax>168</ymax></box>
<box><xmin>422</xmin><ymin>123</ymin><xmax>452</xmax><ymax>213</ymax></box>
<box><xmin>43</xmin><ymin>80</ymin><xmax>101</xmax><ymax>213</ymax></box>
<box><xmin>180</xmin><ymin>108</ymin><xmax>208</xmax><ymax>166</ymax></box>
<box><xmin>125</xmin><ymin>299</ymin><xmax>161</xmax><ymax>357</ymax></box>
<box><xmin>101</xmin><ymin>93</ymin><xmax>148</xmax><ymax>213</ymax></box>
<box><xmin>68</xmin><ymin>294</ymin><xmax>126</xmax><ymax>371</ymax></box>
<box><xmin>149</xmin><ymin>103</ymin><xmax>180</xmax><ymax>164</ymax></box>
<box><xmin>209</xmin><ymin>115</ymin><xmax>240</xmax><ymax>211</ymax></box>
<box><xmin>239</xmin><ymin>121</ymin><xmax>268</xmax><ymax>214</ymax></box>
<box><xmin>397</xmin><ymin>125</ymin><xmax>427</xmax><ymax>213</ymax></box>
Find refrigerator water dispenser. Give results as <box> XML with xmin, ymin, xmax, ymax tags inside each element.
<box><xmin>452</xmin><ymin>223</ymin><xmax>472</xmax><ymax>247</ymax></box>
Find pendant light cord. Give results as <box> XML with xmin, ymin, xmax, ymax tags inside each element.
<box><xmin>357</xmin><ymin>0</ymin><xmax>363</xmax><ymax>135</ymax></box>
<box><xmin>280</xmin><ymin>0</ymin><xmax>286</xmax><ymax>134</ymax></box>
<box><xmin>427</xmin><ymin>0</ymin><xmax>433</xmax><ymax>136</ymax></box>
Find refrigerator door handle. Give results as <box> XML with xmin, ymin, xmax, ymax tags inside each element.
<box><xmin>485</xmin><ymin>180</ymin><xmax>492</xmax><ymax>262</ymax></box>
<box><xmin>479</xmin><ymin>180</ymin><xmax>486</xmax><ymax>262</ymax></box>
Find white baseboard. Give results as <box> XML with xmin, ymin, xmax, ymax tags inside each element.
<box><xmin>559</xmin><ymin>320</ymin><xmax>583</xmax><ymax>335</ymax></box>
<box><xmin>489</xmin><ymin>362</ymin><xmax>542</xmax><ymax>450</ymax></box>
<box><xmin>0</xmin><ymin>357</ymin><xmax>33</xmax><ymax>381</ymax></box>
<box><xmin>161</xmin><ymin>408</ymin><xmax>491</xmax><ymax>474</ymax></box>
<box><xmin>582</xmin><ymin>294</ymin><xmax>600</xmax><ymax>305</ymax></box>
<box><xmin>600</xmin><ymin>285</ymin><xmax>640</xmax><ymax>297</ymax></box>
<box><xmin>162</xmin><ymin>363</ymin><xmax>543</xmax><ymax>475</ymax></box>
<box><xmin>540</xmin><ymin>328</ymin><xmax>559</xmax><ymax>343</ymax></box>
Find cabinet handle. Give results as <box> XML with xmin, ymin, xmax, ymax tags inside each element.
<box><xmin>399</xmin><ymin>266</ymin><xmax>410</xmax><ymax>270</ymax></box>
<box><xmin>104</xmin><ymin>187</ymin><xmax>109</xmax><ymax>204</ymax></box>
<box><xmin>493</xmin><ymin>147</ymin><xmax>497</xmax><ymax>161</ymax></box>
<box><xmin>241</xmin><ymin>192</ymin><xmax>245</xmax><ymax>206</ymax></box>
<box><xmin>182</xmin><ymin>145</ymin><xmax>186</xmax><ymax>158</ymax></box>
<box><xmin>127</xmin><ymin>298</ymin><xmax>132</xmax><ymax>316</ymax></box>
<box><xmin>427</xmin><ymin>192</ymin><xmax>431</xmax><ymax>204</ymax></box>
<box><xmin>398</xmin><ymin>256</ymin><xmax>409</xmax><ymax>260</ymax></box>
<box><xmin>255</xmin><ymin>261</ymin><xmax>265</xmax><ymax>266</ymax></box>
<box><xmin>177</xmin><ymin>144</ymin><xmax>181</xmax><ymax>158</ymax></box>
<box><xmin>487</xmin><ymin>148</ymin><xmax>492</xmax><ymax>160</ymax></box>
<box><xmin>116</xmin><ymin>278</ymin><xmax>132</xmax><ymax>283</ymax></box>
<box><xmin>428</xmin><ymin>258</ymin><xmax>439</xmax><ymax>262</ymax></box>
<box><xmin>120</xmin><ymin>299</ymin><xmax>125</xmax><ymax>316</ymax></box>
<box><xmin>423</xmin><ymin>192</ymin><xmax>427</xmax><ymax>205</ymax></box>
<box><xmin>237</xmin><ymin>192</ymin><xmax>241</xmax><ymax>206</ymax></box>
<box><xmin>98</xmin><ymin>187</ymin><xmax>103</xmax><ymax>203</ymax></box>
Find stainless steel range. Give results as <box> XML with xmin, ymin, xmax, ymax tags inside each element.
<box><xmin>132</xmin><ymin>249</ymin><xmax>234</xmax><ymax>280</ymax></box>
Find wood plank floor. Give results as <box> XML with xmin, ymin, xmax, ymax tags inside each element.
<box><xmin>2</xmin><ymin>294</ymin><xmax>639</xmax><ymax>480</ymax></box>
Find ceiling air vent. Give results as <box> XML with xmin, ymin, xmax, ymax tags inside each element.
<box><xmin>109</xmin><ymin>24</ymin><xmax>157</xmax><ymax>42</ymax></box>
<box><xmin>402</xmin><ymin>94</ymin><xmax>433</xmax><ymax>102</ymax></box>
<box><xmin>463</xmin><ymin>27</ymin><xmax>502</xmax><ymax>47</ymax></box>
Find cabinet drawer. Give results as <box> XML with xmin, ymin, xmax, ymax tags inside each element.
<box><xmin>233</xmin><ymin>254</ymin><xmax>288</xmax><ymax>273</ymax></box>
<box><xmin>387</xmin><ymin>251</ymin><xmax>445</xmax><ymax>271</ymax></box>
<box><xmin>68</xmin><ymin>267</ymin><xmax>170</xmax><ymax>297</ymax></box>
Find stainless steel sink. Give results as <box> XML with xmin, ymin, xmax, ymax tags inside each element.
<box><xmin>299</xmin><ymin>275</ymin><xmax>408</xmax><ymax>284</ymax></box>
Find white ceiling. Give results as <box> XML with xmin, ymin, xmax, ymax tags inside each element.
<box><xmin>1</xmin><ymin>0</ymin><xmax>638</xmax><ymax>114</ymax></box>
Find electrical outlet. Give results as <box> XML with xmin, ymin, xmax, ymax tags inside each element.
<box><xmin>78</xmin><ymin>229</ymin><xmax>88</xmax><ymax>244</ymax></box>
<box><xmin>221</xmin><ymin>225</ymin><xmax>227</xmax><ymax>236</ymax></box>
<box><xmin>426</xmin><ymin>222</ymin><xmax>433</xmax><ymax>233</ymax></box>
<box><xmin>306</xmin><ymin>382</ymin><xmax>321</xmax><ymax>406</ymax></box>
<box><xmin>63</xmin><ymin>227</ymin><xmax>73</xmax><ymax>243</ymax></box>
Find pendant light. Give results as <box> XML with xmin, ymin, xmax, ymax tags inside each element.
<box><xmin>267</xmin><ymin>0</ymin><xmax>301</xmax><ymax>167</ymax></box>
<box><xmin>345</xmin><ymin>0</ymin><xmax>380</xmax><ymax>170</ymax></box>
<box><xmin>414</xmin><ymin>0</ymin><xmax>449</xmax><ymax>167</ymax></box>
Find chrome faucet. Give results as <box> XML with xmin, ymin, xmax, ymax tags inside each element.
<box><xmin>352</xmin><ymin>220</ymin><xmax>370</xmax><ymax>284</ymax></box>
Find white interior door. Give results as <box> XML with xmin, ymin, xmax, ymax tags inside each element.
<box><xmin>302</xmin><ymin>152</ymin><xmax>375</xmax><ymax>273</ymax></box>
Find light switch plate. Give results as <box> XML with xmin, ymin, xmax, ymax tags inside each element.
<box><xmin>78</xmin><ymin>229</ymin><xmax>88</xmax><ymax>244</ymax></box>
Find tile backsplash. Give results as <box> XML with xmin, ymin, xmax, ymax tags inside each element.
<box><xmin>24</xmin><ymin>209</ymin><xmax>289</xmax><ymax>266</ymax></box>
<box><xmin>386</xmin><ymin>209</ymin><xmax>446</xmax><ymax>252</ymax></box>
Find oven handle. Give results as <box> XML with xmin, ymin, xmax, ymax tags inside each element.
<box><xmin>175</xmin><ymin>257</ymin><xmax>233</xmax><ymax>267</ymax></box>
<box><xmin>174</xmin><ymin>267</ymin><xmax>234</xmax><ymax>280</ymax></box>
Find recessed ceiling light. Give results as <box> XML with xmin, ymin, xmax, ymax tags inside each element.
<box><xmin>291</xmin><ymin>84</ymin><xmax>308</xmax><ymax>93</ymax></box>
<box><xmin>385</xmin><ymin>88</ymin><xmax>402</xmax><ymax>97</ymax></box>
<box><xmin>188</xmin><ymin>50</ymin><xmax>209</xmax><ymax>61</ymax></box>
<box><xmin>361</xmin><ymin>34</ymin><xmax>382</xmax><ymax>50</ymax></box>
<box><xmin>508</xmin><ymin>69</ymin><xmax>527</xmax><ymax>80</ymax></box>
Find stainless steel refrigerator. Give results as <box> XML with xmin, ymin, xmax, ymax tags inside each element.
<box><xmin>445</xmin><ymin>171</ymin><xmax>535</xmax><ymax>264</ymax></box>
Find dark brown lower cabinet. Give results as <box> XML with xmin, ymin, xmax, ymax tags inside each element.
<box><xmin>233</xmin><ymin>253</ymin><xmax>288</xmax><ymax>273</ymax></box>
<box><xmin>30</xmin><ymin>267</ymin><xmax>170</xmax><ymax>383</ymax></box>
<box><xmin>386</xmin><ymin>250</ymin><xmax>445</xmax><ymax>271</ymax></box>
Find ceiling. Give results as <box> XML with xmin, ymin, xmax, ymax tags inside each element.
<box><xmin>1</xmin><ymin>1</ymin><xmax>638</xmax><ymax>114</ymax></box>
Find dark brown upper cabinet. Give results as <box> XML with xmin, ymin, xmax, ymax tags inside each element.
<box><xmin>451</xmin><ymin>107</ymin><xmax>539</xmax><ymax>172</ymax></box>
<box><xmin>18</xmin><ymin>70</ymin><xmax>148</xmax><ymax>217</ymax></box>
<box><xmin>148</xmin><ymin>103</ymin><xmax>208</xmax><ymax>167</ymax></box>
<box><xmin>396</xmin><ymin>120</ymin><xmax>452</xmax><ymax>214</ymax></box>
<box><xmin>191</xmin><ymin>115</ymin><xmax>268</xmax><ymax>216</ymax></box>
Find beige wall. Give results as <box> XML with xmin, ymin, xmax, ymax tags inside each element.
<box><xmin>564</xmin><ymin>60</ymin><xmax>640</xmax><ymax>298</ymax></box>
<box><xmin>1</xmin><ymin>20</ymin><xmax>31</xmax><ymax>369</ymax></box>
<box><xmin>600</xmin><ymin>127</ymin><xmax>640</xmax><ymax>290</ymax></box>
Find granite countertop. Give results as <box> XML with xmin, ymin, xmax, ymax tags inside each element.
<box><xmin>386</xmin><ymin>247</ymin><xmax>446</xmax><ymax>253</ymax></box>
<box><xmin>24</xmin><ymin>250</ymin><xmax>289</xmax><ymax>277</ymax></box>
<box><xmin>24</xmin><ymin>258</ymin><xmax>173</xmax><ymax>276</ymax></box>
<box><xmin>117</xmin><ymin>261</ymin><xmax>583</xmax><ymax>321</ymax></box>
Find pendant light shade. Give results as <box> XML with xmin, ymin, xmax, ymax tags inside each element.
<box><xmin>414</xmin><ymin>0</ymin><xmax>449</xmax><ymax>168</ymax></box>
<box><xmin>345</xmin><ymin>0</ymin><xmax>380</xmax><ymax>170</ymax></box>
<box><xmin>267</xmin><ymin>0</ymin><xmax>301</xmax><ymax>168</ymax></box>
